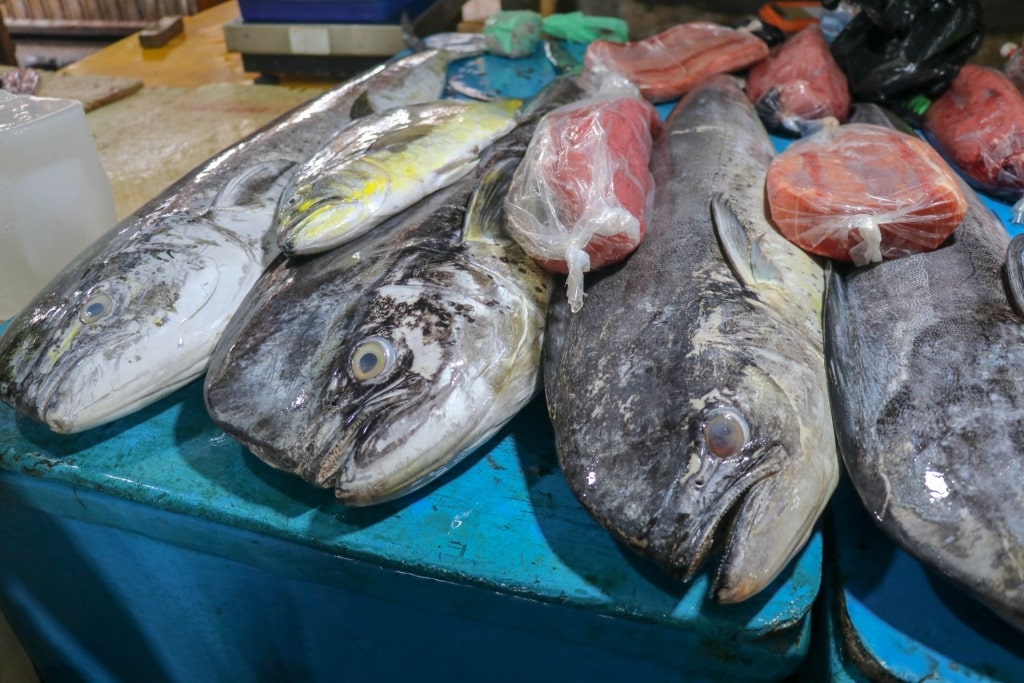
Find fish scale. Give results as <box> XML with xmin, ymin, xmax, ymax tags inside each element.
<box><xmin>545</xmin><ymin>75</ymin><xmax>837</xmax><ymax>603</ymax></box>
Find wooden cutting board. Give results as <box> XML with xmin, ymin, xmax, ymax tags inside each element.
<box><xmin>0</xmin><ymin>65</ymin><xmax>143</xmax><ymax>111</ymax></box>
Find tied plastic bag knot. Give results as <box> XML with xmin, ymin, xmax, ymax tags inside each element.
<box><xmin>564</xmin><ymin>246</ymin><xmax>592</xmax><ymax>313</ymax></box>
<box><xmin>847</xmin><ymin>215</ymin><xmax>883</xmax><ymax>265</ymax></box>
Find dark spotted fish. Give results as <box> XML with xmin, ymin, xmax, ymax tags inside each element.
<box><xmin>827</xmin><ymin>104</ymin><xmax>1024</xmax><ymax>627</ymax></box>
<box><xmin>545</xmin><ymin>75</ymin><xmax>837</xmax><ymax>602</ymax></box>
<box><xmin>0</xmin><ymin>50</ymin><xmax>450</xmax><ymax>433</ymax></box>
<box><xmin>204</xmin><ymin>76</ymin><xmax>584</xmax><ymax>505</ymax></box>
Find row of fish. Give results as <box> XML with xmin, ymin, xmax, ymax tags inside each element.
<box><xmin>3</xmin><ymin>32</ymin><xmax>1024</xmax><ymax>624</ymax></box>
<box><xmin>0</xmin><ymin>48</ymin><xmax>452</xmax><ymax>434</ymax></box>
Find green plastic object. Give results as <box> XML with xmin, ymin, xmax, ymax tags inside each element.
<box><xmin>542</xmin><ymin>11</ymin><xmax>628</xmax><ymax>44</ymax></box>
<box><xmin>483</xmin><ymin>10</ymin><xmax>543</xmax><ymax>58</ymax></box>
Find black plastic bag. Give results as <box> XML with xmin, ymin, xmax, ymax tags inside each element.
<box><xmin>823</xmin><ymin>0</ymin><xmax>983</xmax><ymax>112</ymax></box>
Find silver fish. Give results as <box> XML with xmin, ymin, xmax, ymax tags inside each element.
<box><xmin>0</xmin><ymin>49</ymin><xmax>450</xmax><ymax>434</ymax></box>
<box><xmin>827</xmin><ymin>104</ymin><xmax>1024</xmax><ymax>626</ymax></box>
<box><xmin>545</xmin><ymin>75</ymin><xmax>838</xmax><ymax>602</ymax></box>
<box><xmin>205</xmin><ymin>76</ymin><xmax>584</xmax><ymax>505</ymax></box>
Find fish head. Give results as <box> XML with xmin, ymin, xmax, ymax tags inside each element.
<box><xmin>660</xmin><ymin>338</ymin><xmax>835</xmax><ymax>602</ymax></box>
<box><xmin>0</xmin><ymin>213</ymin><xmax>258</xmax><ymax>433</ymax></box>
<box><xmin>276</xmin><ymin>159</ymin><xmax>390</xmax><ymax>254</ymax></box>
<box><xmin>571</xmin><ymin>327</ymin><xmax>835</xmax><ymax>603</ymax></box>
<box><xmin>309</xmin><ymin>276</ymin><xmax>513</xmax><ymax>506</ymax></box>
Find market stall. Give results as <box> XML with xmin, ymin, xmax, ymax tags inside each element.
<box><xmin>2</xmin><ymin>2</ymin><xmax>1024</xmax><ymax>681</ymax></box>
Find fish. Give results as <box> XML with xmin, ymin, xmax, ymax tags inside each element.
<box><xmin>275</xmin><ymin>98</ymin><xmax>522</xmax><ymax>255</ymax></box>
<box><xmin>0</xmin><ymin>49</ymin><xmax>451</xmax><ymax>434</ymax></box>
<box><xmin>544</xmin><ymin>75</ymin><xmax>838</xmax><ymax>602</ymax></box>
<box><xmin>205</xmin><ymin>75</ymin><xmax>584</xmax><ymax>505</ymax></box>
<box><xmin>826</xmin><ymin>103</ymin><xmax>1024</xmax><ymax>627</ymax></box>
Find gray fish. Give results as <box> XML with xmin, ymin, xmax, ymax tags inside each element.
<box><xmin>0</xmin><ymin>49</ymin><xmax>450</xmax><ymax>434</ymax></box>
<box><xmin>827</xmin><ymin>104</ymin><xmax>1024</xmax><ymax>626</ymax></box>
<box><xmin>545</xmin><ymin>75</ymin><xmax>838</xmax><ymax>602</ymax></box>
<box><xmin>205</xmin><ymin>76</ymin><xmax>584</xmax><ymax>505</ymax></box>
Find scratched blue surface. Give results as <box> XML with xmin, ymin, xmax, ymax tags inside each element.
<box><xmin>807</xmin><ymin>479</ymin><xmax>1024</xmax><ymax>682</ymax></box>
<box><xmin>0</xmin><ymin>44</ymin><xmax>823</xmax><ymax>682</ymax></box>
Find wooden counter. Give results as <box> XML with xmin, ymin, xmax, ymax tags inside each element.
<box><xmin>61</xmin><ymin>1</ymin><xmax>260</xmax><ymax>88</ymax></box>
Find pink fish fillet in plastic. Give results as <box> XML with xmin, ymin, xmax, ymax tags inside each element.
<box><xmin>745</xmin><ymin>25</ymin><xmax>851</xmax><ymax>134</ymax></box>
<box><xmin>924</xmin><ymin>64</ymin><xmax>1024</xmax><ymax>223</ymax></box>
<box><xmin>584</xmin><ymin>22</ymin><xmax>769</xmax><ymax>103</ymax></box>
<box><xmin>766</xmin><ymin>122</ymin><xmax>967</xmax><ymax>265</ymax></box>
<box><xmin>505</xmin><ymin>95</ymin><xmax>661</xmax><ymax>311</ymax></box>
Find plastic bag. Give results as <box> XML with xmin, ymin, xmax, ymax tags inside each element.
<box><xmin>766</xmin><ymin>122</ymin><xmax>967</xmax><ymax>265</ymax></box>
<box><xmin>541</xmin><ymin>12</ymin><xmax>628</xmax><ymax>44</ymax></box>
<box><xmin>584</xmin><ymin>22</ymin><xmax>769</xmax><ymax>103</ymax></box>
<box><xmin>746</xmin><ymin>25</ymin><xmax>851</xmax><ymax>135</ymax></box>
<box><xmin>1005</xmin><ymin>43</ymin><xmax>1024</xmax><ymax>93</ymax></box>
<box><xmin>505</xmin><ymin>87</ymin><xmax>661</xmax><ymax>311</ymax></box>
<box><xmin>483</xmin><ymin>10</ymin><xmax>543</xmax><ymax>58</ymax></box>
<box><xmin>923</xmin><ymin>64</ymin><xmax>1024</xmax><ymax>223</ymax></box>
<box><xmin>822</xmin><ymin>0</ymin><xmax>982</xmax><ymax>114</ymax></box>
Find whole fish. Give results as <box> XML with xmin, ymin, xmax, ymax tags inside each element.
<box><xmin>827</xmin><ymin>104</ymin><xmax>1024</xmax><ymax>627</ymax></box>
<box><xmin>276</xmin><ymin>98</ymin><xmax>521</xmax><ymax>255</ymax></box>
<box><xmin>545</xmin><ymin>75</ymin><xmax>837</xmax><ymax>602</ymax></box>
<box><xmin>0</xmin><ymin>49</ymin><xmax>450</xmax><ymax>434</ymax></box>
<box><xmin>205</xmin><ymin>76</ymin><xmax>584</xmax><ymax>505</ymax></box>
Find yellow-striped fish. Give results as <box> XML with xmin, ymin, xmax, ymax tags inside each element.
<box><xmin>276</xmin><ymin>98</ymin><xmax>521</xmax><ymax>255</ymax></box>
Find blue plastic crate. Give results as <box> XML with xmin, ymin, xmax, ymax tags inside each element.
<box><xmin>237</xmin><ymin>0</ymin><xmax>433</xmax><ymax>24</ymax></box>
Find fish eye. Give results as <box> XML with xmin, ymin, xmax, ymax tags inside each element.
<box><xmin>703</xmin><ymin>407</ymin><xmax>750</xmax><ymax>458</ymax></box>
<box><xmin>79</xmin><ymin>292</ymin><xmax>114</xmax><ymax>324</ymax></box>
<box><xmin>350</xmin><ymin>337</ymin><xmax>396</xmax><ymax>383</ymax></box>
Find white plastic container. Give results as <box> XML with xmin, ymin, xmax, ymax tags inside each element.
<box><xmin>0</xmin><ymin>91</ymin><xmax>117</xmax><ymax>321</ymax></box>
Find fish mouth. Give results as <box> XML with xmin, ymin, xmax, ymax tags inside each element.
<box><xmin>305</xmin><ymin>377</ymin><xmax>418</xmax><ymax>501</ymax></box>
<box><xmin>652</xmin><ymin>445</ymin><xmax>787</xmax><ymax>590</ymax></box>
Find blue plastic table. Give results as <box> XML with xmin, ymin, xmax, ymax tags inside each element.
<box><xmin>0</xmin><ymin>48</ymin><xmax>820</xmax><ymax>683</ymax></box>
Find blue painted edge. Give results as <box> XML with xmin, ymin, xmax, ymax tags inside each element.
<box><xmin>826</xmin><ymin>476</ymin><xmax>1024</xmax><ymax>681</ymax></box>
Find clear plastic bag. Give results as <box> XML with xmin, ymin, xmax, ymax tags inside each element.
<box><xmin>746</xmin><ymin>25</ymin><xmax>851</xmax><ymax>135</ymax></box>
<box><xmin>766</xmin><ymin>122</ymin><xmax>967</xmax><ymax>265</ymax></box>
<box><xmin>583</xmin><ymin>22</ymin><xmax>769</xmax><ymax>103</ymax></box>
<box><xmin>505</xmin><ymin>85</ymin><xmax>660</xmax><ymax>311</ymax></box>
<box><xmin>924</xmin><ymin>64</ymin><xmax>1024</xmax><ymax>223</ymax></box>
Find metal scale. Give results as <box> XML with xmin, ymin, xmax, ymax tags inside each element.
<box><xmin>222</xmin><ymin>0</ymin><xmax>464</xmax><ymax>80</ymax></box>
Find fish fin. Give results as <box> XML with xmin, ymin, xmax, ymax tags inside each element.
<box><xmin>710</xmin><ymin>194</ymin><xmax>783</xmax><ymax>288</ymax></box>
<box><xmin>366</xmin><ymin>123</ymin><xmax>440</xmax><ymax>154</ymax></box>
<box><xmin>350</xmin><ymin>91</ymin><xmax>374</xmax><ymax>119</ymax></box>
<box><xmin>463</xmin><ymin>159</ymin><xmax>519</xmax><ymax>244</ymax></box>
<box><xmin>212</xmin><ymin>159</ymin><xmax>296</xmax><ymax>210</ymax></box>
<box><xmin>1003</xmin><ymin>233</ymin><xmax>1024</xmax><ymax>318</ymax></box>
<box><xmin>400</xmin><ymin>11</ymin><xmax>427</xmax><ymax>53</ymax></box>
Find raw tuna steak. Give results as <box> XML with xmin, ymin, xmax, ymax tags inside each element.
<box><xmin>924</xmin><ymin>64</ymin><xmax>1024</xmax><ymax>209</ymax></box>
<box><xmin>767</xmin><ymin>122</ymin><xmax>967</xmax><ymax>265</ymax></box>
<box><xmin>505</xmin><ymin>95</ymin><xmax>661</xmax><ymax>311</ymax></box>
<box><xmin>585</xmin><ymin>22</ymin><xmax>769</xmax><ymax>103</ymax></box>
<box><xmin>746</xmin><ymin>25</ymin><xmax>851</xmax><ymax>134</ymax></box>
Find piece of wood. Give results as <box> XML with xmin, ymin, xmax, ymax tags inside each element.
<box><xmin>0</xmin><ymin>65</ymin><xmax>142</xmax><ymax>111</ymax></box>
<box><xmin>139</xmin><ymin>15</ymin><xmax>184</xmax><ymax>49</ymax></box>
<box><xmin>0</xmin><ymin>14</ymin><xmax>17</xmax><ymax>66</ymax></box>
<box><xmin>61</xmin><ymin>1</ymin><xmax>256</xmax><ymax>88</ymax></box>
